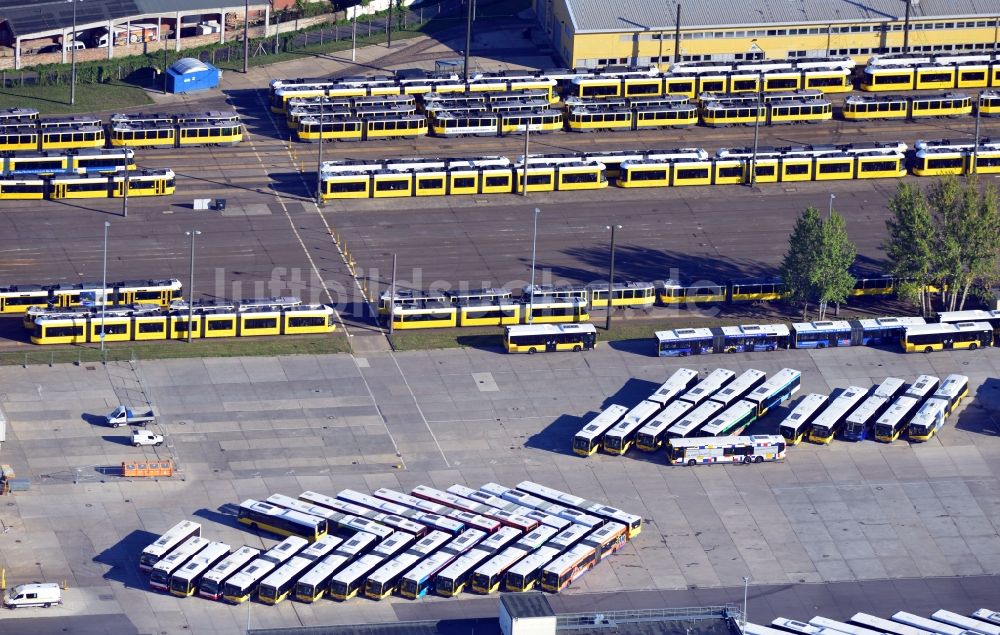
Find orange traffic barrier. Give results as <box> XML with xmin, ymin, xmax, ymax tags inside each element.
<box><xmin>122</xmin><ymin>459</ymin><xmax>173</xmax><ymax>478</ymax></box>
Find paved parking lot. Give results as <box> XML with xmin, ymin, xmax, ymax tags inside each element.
<box><xmin>0</xmin><ymin>343</ymin><xmax>998</xmax><ymax>633</ymax></box>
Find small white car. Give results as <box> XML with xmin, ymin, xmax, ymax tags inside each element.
<box><xmin>131</xmin><ymin>430</ymin><xmax>164</xmax><ymax>447</ymax></box>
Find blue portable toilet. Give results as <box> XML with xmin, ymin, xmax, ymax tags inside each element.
<box><xmin>166</xmin><ymin>57</ymin><xmax>221</xmax><ymax>94</ymax></box>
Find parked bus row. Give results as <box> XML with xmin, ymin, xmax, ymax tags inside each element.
<box><xmin>573</xmin><ymin>367</ymin><xmax>800</xmax><ymax>465</ymax></box>
<box><xmin>754</xmin><ymin>605</ymin><xmax>1000</xmax><ymax>635</ymax></box>
<box><xmin>0</xmin><ymin>111</ymin><xmax>242</xmax><ymax>152</ymax></box>
<box><xmin>137</xmin><ymin>481</ymin><xmax>640</xmax><ymax>604</ymax></box>
<box><xmin>778</xmin><ymin>374</ymin><xmax>968</xmax><ymax>445</ymax></box>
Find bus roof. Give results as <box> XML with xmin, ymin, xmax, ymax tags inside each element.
<box><xmin>642</xmin><ymin>400</ymin><xmax>694</xmax><ymax>433</ymax></box>
<box><xmin>574</xmin><ymin>405</ymin><xmax>629</xmax><ymax>441</ymax></box>
<box><xmin>876</xmin><ymin>395</ymin><xmax>919</xmax><ymax>426</ymax></box>
<box><xmin>507</xmin><ymin>546</ymin><xmax>561</xmax><ymax>576</ymax></box>
<box><xmin>934</xmin><ymin>374</ymin><xmax>969</xmax><ymax>400</ymax></box>
<box><xmin>682</xmin><ymin>369</ymin><xmax>736</xmax><ymax>403</ymax></box>
<box><xmin>438</xmin><ymin>548</ymin><xmax>491</xmax><ymax>579</ymax></box>
<box><xmin>409</xmin><ymin>530</ymin><xmax>451</xmax><ymax>556</ymax></box>
<box><xmin>442</xmin><ymin>529</ymin><xmax>486</xmax><ymax>555</ymax></box>
<box><xmin>295</xmin><ymin>554</ymin><xmax>351</xmax><ymax>588</ymax></box>
<box><xmin>748</xmin><ymin>369</ymin><xmax>802</xmax><ymax>402</ymax></box>
<box><xmin>543</xmin><ymin>543</ymin><xmax>594</xmax><ymax>574</ymax></box>
<box><xmin>299</xmin><ymin>535</ymin><xmax>342</xmax><ymax>560</ymax></box>
<box><xmin>937</xmin><ymin>309</ymin><xmax>1000</xmax><ymax>323</ymax></box>
<box><xmin>792</xmin><ymin>320</ymin><xmax>851</xmax><ymax>332</ymax></box>
<box><xmin>261</xmin><ymin>536</ymin><xmax>309</xmax><ymax>564</ymax></box>
<box><xmin>905</xmin><ymin>321</ymin><xmax>992</xmax><ymax>335</ymax></box>
<box><xmin>505</xmin><ymin>323</ymin><xmax>596</xmax><ymax>337</ymax></box>
<box><xmin>857</xmin><ymin>316</ymin><xmax>927</xmax><ymax>329</ymax></box>
<box><xmin>260</xmin><ymin>556</ymin><xmax>313</xmax><ymax>590</ymax></box>
<box><xmin>331</xmin><ymin>554</ymin><xmax>384</xmax><ymax>583</ymax></box>
<box><xmin>846</xmin><ymin>395</ymin><xmax>888</xmax><ymax>425</ymax></box>
<box><xmin>648</xmin><ymin>368</ymin><xmax>699</xmax><ymax>404</ymax></box>
<box><xmin>153</xmin><ymin>536</ymin><xmax>210</xmax><ymax>573</ymax></box>
<box><xmin>905</xmin><ymin>375</ymin><xmax>940</xmax><ymax>399</ymax></box>
<box><xmin>227</xmin><ymin>558</ymin><xmax>276</xmax><ymax>587</ymax></box>
<box><xmin>172</xmin><ymin>542</ymin><xmax>230</xmax><ymax>581</ymax></box>
<box><xmin>910</xmin><ymin>397</ymin><xmax>949</xmax><ymax>427</ymax></box>
<box><xmin>203</xmin><ymin>546</ymin><xmax>260</xmax><ymax>584</ymax></box>
<box><xmin>711</xmin><ymin>369</ymin><xmax>766</xmax><ymax>404</ymax></box>
<box><xmin>873</xmin><ymin>377</ymin><xmax>906</xmax><ymax>400</ymax></box>
<box><xmin>476</xmin><ymin>546</ymin><xmax>530</xmax><ymax>577</ymax></box>
<box><xmin>701</xmin><ymin>400</ymin><xmax>756</xmax><ymax>436</ymax></box>
<box><xmin>667</xmin><ymin>400</ymin><xmax>724</xmax><ymax>437</ymax></box>
<box><xmin>720</xmin><ymin>323</ymin><xmax>790</xmax><ymax>337</ymax></box>
<box><xmin>607</xmin><ymin>400</ymin><xmax>661</xmax><ymax>434</ymax></box>
<box><xmin>368</xmin><ymin>553</ymin><xmax>422</xmax><ymax>584</ymax></box>
<box><xmin>402</xmin><ymin>551</ymin><xmax>454</xmax><ymax>582</ymax></box>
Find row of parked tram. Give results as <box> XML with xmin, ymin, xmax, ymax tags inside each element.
<box><xmin>317</xmin><ymin>139</ymin><xmax>1000</xmax><ymax>201</ymax></box>
<box><xmin>0</xmin><ymin>109</ymin><xmax>242</xmax><ymax>152</ymax></box>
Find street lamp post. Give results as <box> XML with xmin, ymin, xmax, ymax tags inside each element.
<box><xmin>521</xmin><ymin>124</ymin><xmax>530</xmax><ymax>197</ymax></box>
<box><xmin>742</xmin><ymin>576</ymin><xmax>750</xmax><ymax>632</ymax></box>
<box><xmin>101</xmin><ymin>221</ymin><xmax>110</xmax><ymax>354</ymax></box>
<box><xmin>352</xmin><ymin>10</ymin><xmax>357</xmax><ymax>61</ymax></box>
<box><xmin>605</xmin><ymin>224</ymin><xmax>621</xmax><ymax>331</ymax></box>
<box><xmin>122</xmin><ymin>144</ymin><xmax>129</xmax><ymax>218</ymax></box>
<box><xmin>749</xmin><ymin>71</ymin><xmax>763</xmax><ymax>187</ymax></box>
<box><xmin>70</xmin><ymin>0</ymin><xmax>77</xmax><ymax>106</ymax></box>
<box><xmin>528</xmin><ymin>208</ymin><xmax>540</xmax><ymax>324</ymax></box>
<box><xmin>185</xmin><ymin>230</ymin><xmax>201</xmax><ymax>343</ymax></box>
<box><xmin>243</xmin><ymin>0</ymin><xmax>250</xmax><ymax>74</ymax></box>
<box><xmin>972</xmin><ymin>90</ymin><xmax>982</xmax><ymax>174</ymax></box>
<box><xmin>316</xmin><ymin>99</ymin><xmax>325</xmax><ymax>204</ymax></box>
<box><xmin>163</xmin><ymin>28</ymin><xmax>169</xmax><ymax>94</ymax></box>
<box><xmin>828</xmin><ymin>193</ymin><xmax>835</xmax><ymax>218</ymax></box>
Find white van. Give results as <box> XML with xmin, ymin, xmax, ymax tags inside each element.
<box><xmin>3</xmin><ymin>583</ymin><xmax>62</xmax><ymax>609</ymax></box>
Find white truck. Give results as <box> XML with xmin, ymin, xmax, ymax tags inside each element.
<box><xmin>3</xmin><ymin>583</ymin><xmax>62</xmax><ymax>609</ymax></box>
<box><xmin>105</xmin><ymin>405</ymin><xmax>156</xmax><ymax>428</ymax></box>
<box><xmin>131</xmin><ymin>430</ymin><xmax>164</xmax><ymax>447</ymax></box>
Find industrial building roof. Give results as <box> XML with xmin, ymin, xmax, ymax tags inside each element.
<box><xmin>563</xmin><ymin>0</ymin><xmax>998</xmax><ymax>34</ymax></box>
<box><xmin>0</xmin><ymin>0</ymin><xmax>270</xmax><ymax>38</ymax></box>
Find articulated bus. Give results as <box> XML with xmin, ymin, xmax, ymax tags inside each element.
<box><xmin>373</xmin><ymin>487</ymin><xmax>453</xmax><ymax>516</ymax></box>
<box><xmin>168</xmin><ymin>541</ymin><xmax>230</xmax><ymax>597</ymax></box>
<box><xmin>399</xmin><ymin>551</ymin><xmax>455</xmax><ymax>598</ymax></box>
<box><xmin>850</xmin><ymin>612</ymin><xmax>935</xmax><ymax>635</ymax></box>
<box><xmin>448</xmin><ymin>510</ymin><xmax>502</xmax><ymax>535</ymax></box>
<box><xmin>260</xmin><ymin>536</ymin><xmax>310</xmax><ymax>566</ymax></box>
<box><xmin>540</xmin><ymin>543</ymin><xmax>598</xmax><ymax>592</ymax></box>
<box><xmin>504</xmin><ymin>546</ymin><xmax>561</xmax><ymax>592</ymax></box>
<box><xmin>515</xmin><ymin>481</ymin><xmax>642</xmax><ymax>539</ymax></box>
<box><xmin>667</xmin><ymin>434</ymin><xmax>786</xmax><ymax>466</ymax></box>
<box><xmin>434</xmin><ymin>547</ymin><xmax>493</xmax><ymax>596</ymax></box>
<box><xmin>778</xmin><ymin>394</ymin><xmax>828</xmax><ymax>445</ymax></box>
<box><xmin>222</xmin><ymin>558</ymin><xmax>275</xmax><ymax>604</ymax></box>
<box><xmin>893</xmin><ymin>612</ymin><xmax>968</xmax><ymax>635</ymax></box>
<box><xmin>267</xmin><ymin>493</ymin><xmax>343</xmax><ymax>524</ymax></box>
<box><xmin>258</xmin><ymin>556</ymin><xmax>313</xmax><ymax>605</ymax></box>
<box><xmin>199</xmin><ymin>546</ymin><xmax>260</xmax><ymax>600</ymax></box>
<box><xmin>648</xmin><ymin>368</ymin><xmax>700</xmax><ymax>406</ymax></box>
<box><xmin>471</xmin><ymin>546</ymin><xmax>531</xmax><ymax>594</ymax></box>
<box><xmin>909</xmin><ymin>374</ymin><xmax>969</xmax><ymax>441</ymax></box>
<box><xmin>572</xmin><ymin>404</ymin><xmax>629</xmax><ymax>456</ymax></box>
<box><xmin>843</xmin><ymin>377</ymin><xmax>905</xmax><ymax>441</ymax></box>
<box><xmin>790</xmin><ymin>320</ymin><xmax>852</xmax><ymax>348</ymax></box>
<box><xmin>808</xmin><ymin>386</ymin><xmax>868</xmax><ymax>444</ymax></box>
<box><xmin>139</xmin><ymin>520</ymin><xmax>202</xmax><ymax>572</ymax></box>
<box><xmin>875</xmin><ymin>374</ymin><xmax>940</xmax><ymax>442</ymax></box>
<box><xmin>663</xmin><ymin>400</ymin><xmax>724</xmax><ymax>440</ymax></box>
<box><xmin>931</xmin><ymin>609</ymin><xmax>1000</xmax><ymax>635</ymax></box>
<box><xmin>365</xmin><ymin>553</ymin><xmax>423</xmax><ymax>600</ymax></box>
<box><xmin>582</xmin><ymin>522</ymin><xmax>627</xmax><ymax>560</ymax></box>
<box><xmin>710</xmin><ymin>369</ymin><xmax>766</xmax><ymax>408</ymax></box>
<box><xmin>745</xmin><ymin>368</ymin><xmax>802</xmax><ymax>417</ymax></box>
<box><xmin>636</xmin><ymin>400</ymin><xmax>694</xmax><ymax>451</ymax></box>
<box><xmin>603</xmin><ymin>399</ymin><xmax>662</xmax><ymax>455</ymax></box>
<box><xmin>294</xmin><ymin>554</ymin><xmax>351</xmax><ymax>602</ymax></box>
<box><xmin>237</xmin><ymin>499</ymin><xmax>327</xmax><ymax>542</ymax></box>
<box><xmin>680</xmin><ymin>369</ymin><xmax>736</xmax><ymax>406</ymax></box>
<box><xmin>525</xmin><ymin>509</ymin><xmax>570</xmax><ymax>532</ymax></box>
<box><xmin>699</xmin><ymin>400</ymin><xmax>758</xmax><ymax>437</ymax></box>
<box><xmin>329</xmin><ymin>554</ymin><xmax>386</xmax><ymax>600</ymax></box>
<box><xmin>149</xmin><ymin>537</ymin><xmax>209</xmax><ymax>591</ymax></box>
<box><xmin>902</xmin><ymin>321</ymin><xmax>993</xmax><ymax>353</ymax></box>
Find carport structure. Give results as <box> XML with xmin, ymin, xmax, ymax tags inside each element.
<box><xmin>0</xmin><ymin>0</ymin><xmax>272</xmax><ymax>69</ymax></box>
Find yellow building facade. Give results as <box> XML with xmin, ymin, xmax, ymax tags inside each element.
<box><xmin>535</xmin><ymin>0</ymin><xmax>1000</xmax><ymax>68</ymax></box>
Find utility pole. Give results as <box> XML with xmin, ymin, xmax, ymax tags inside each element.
<box><xmin>185</xmin><ymin>230</ymin><xmax>201</xmax><ymax>343</ymax></box>
<box><xmin>121</xmin><ymin>148</ymin><xmax>129</xmax><ymax>218</ymax></box>
<box><xmin>463</xmin><ymin>0</ymin><xmax>473</xmax><ymax>81</ymax></box>
<box><xmin>388</xmin><ymin>254</ymin><xmax>397</xmax><ymax>335</ymax></box>
<box><xmin>101</xmin><ymin>221</ymin><xmax>110</xmax><ymax>354</ymax></box>
<box><xmin>673</xmin><ymin>3</ymin><xmax>681</xmax><ymax>63</ymax></box>
<box><xmin>972</xmin><ymin>90</ymin><xmax>982</xmax><ymax>174</ymax></box>
<box><xmin>605</xmin><ymin>224</ymin><xmax>621</xmax><ymax>331</ymax></box>
<box><xmin>749</xmin><ymin>71</ymin><xmax>762</xmax><ymax>187</ymax></box>
<box><xmin>70</xmin><ymin>0</ymin><xmax>77</xmax><ymax>105</ymax></box>
<box><xmin>828</xmin><ymin>193</ymin><xmax>835</xmax><ymax>218</ymax></box>
<box><xmin>521</xmin><ymin>124</ymin><xmax>530</xmax><ymax>197</ymax></box>
<box><xmin>387</xmin><ymin>0</ymin><xmax>393</xmax><ymax>47</ymax></box>
<box><xmin>163</xmin><ymin>30</ymin><xmax>169</xmax><ymax>94</ymax></box>
<box><xmin>742</xmin><ymin>577</ymin><xmax>750</xmax><ymax>633</ymax></box>
<box><xmin>529</xmin><ymin>208</ymin><xmax>540</xmax><ymax>324</ymax></box>
<box><xmin>243</xmin><ymin>0</ymin><xmax>250</xmax><ymax>73</ymax></box>
<box><xmin>316</xmin><ymin>99</ymin><xmax>325</xmax><ymax>204</ymax></box>
<box><xmin>902</xmin><ymin>0</ymin><xmax>911</xmax><ymax>53</ymax></box>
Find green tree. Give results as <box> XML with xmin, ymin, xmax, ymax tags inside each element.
<box><xmin>810</xmin><ymin>211</ymin><xmax>856</xmax><ymax>320</ymax></box>
<box><xmin>780</xmin><ymin>207</ymin><xmax>823</xmax><ymax>320</ymax></box>
<box><xmin>884</xmin><ymin>182</ymin><xmax>935</xmax><ymax>315</ymax></box>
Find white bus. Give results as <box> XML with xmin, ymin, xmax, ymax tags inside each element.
<box><xmin>258</xmin><ymin>555</ymin><xmax>314</xmax><ymax>605</ymax></box>
<box><xmin>545</xmin><ymin>523</ymin><xmax>590</xmax><ymax>553</ymax></box>
<box><xmin>907</xmin><ymin>397</ymin><xmax>950</xmax><ymax>442</ymax></box>
<box><xmin>667</xmin><ymin>434</ymin><xmax>786</xmax><ymax>466</ymax></box>
<box><xmin>442</xmin><ymin>528</ymin><xmax>486</xmax><ymax>556</ymax></box>
<box><xmin>664</xmin><ymin>400</ymin><xmax>724</xmax><ymax>440</ymax></box>
<box><xmin>745</xmin><ymin>368</ymin><xmax>802</xmax><ymax>417</ymax></box>
<box><xmin>407</xmin><ymin>530</ymin><xmax>451</xmax><ymax>557</ymax></box>
<box><xmin>647</xmin><ymin>368</ymin><xmax>700</xmax><ymax>406</ymax></box>
<box><xmin>371</xmin><ymin>531</ymin><xmax>416</xmax><ymax>560</ymax></box>
<box><xmin>603</xmin><ymin>399</ymin><xmax>662</xmax><ymax>455</ymax></box>
<box><xmin>934</xmin><ymin>373</ymin><xmax>970</xmax><ymax>416</ymax></box>
<box><xmin>298</xmin><ymin>534</ymin><xmax>343</xmax><ymax>561</ymax></box>
<box><xmin>333</xmin><ymin>530</ymin><xmax>378</xmax><ymax>560</ymax></box>
<box><xmin>399</xmin><ymin>550</ymin><xmax>455</xmax><ymax>599</ymax></box>
<box><xmin>199</xmin><ymin>545</ymin><xmax>260</xmax><ymax>600</ymax></box>
<box><xmin>260</xmin><ymin>536</ymin><xmax>309</xmax><ymax>566</ymax></box>
<box><xmin>139</xmin><ymin>519</ymin><xmax>202</xmax><ymax>571</ymax></box>
<box><xmin>779</xmin><ymin>393</ymin><xmax>828</xmax><ymax>445</ymax></box>
<box><xmin>514</xmin><ymin>525</ymin><xmax>558</xmax><ymax>552</ymax></box>
<box><xmin>365</xmin><ymin>552</ymin><xmax>423</xmax><ymax>600</ymax></box>
<box><xmin>932</xmin><ymin>610</ymin><xmax>1000</xmax><ymax>635</ymax></box>
<box><xmin>168</xmin><ymin>541</ymin><xmax>230</xmax><ymax>597</ymax></box>
<box><xmin>808</xmin><ymin>386</ymin><xmax>867</xmax><ymax>444</ymax></box>
<box><xmin>699</xmin><ymin>400</ymin><xmax>758</xmax><ymax>437</ymax></box>
<box><xmin>773</xmin><ymin>618</ymin><xmax>823</xmax><ymax>634</ymax></box>
<box><xmin>504</xmin><ymin>545</ymin><xmax>561</xmax><ymax>592</ymax></box>
<box><xmin>222</xmin><ymin>558</ymin><xmax>276</xmax><ymax>604</ymax></box>
<box><xmin>149</xmin><ymin>536</ymin><xmax>209</xmax><ymax>591</ymax></box>
<box><xmin>809</xmin><ymin>616</ymin><xmax>883</xmax><ymax>635</ymax></box>
<box><xmin>524</xmin><ymin>509</ymin><xmax>570</xmax><ymax>531</ymax></box>
<box><xmin>746</xmin><ymin>623</ymin><xmax>796</xmax><ymax>635</ymax></box>
<box><xmin>471</xmin><ymin>546</ymin><xmax>531</xmax><ymax>594</ymax></box>
<box><xmin>571</xmin><ymin>404</ymin><xmax>629</xmax><ymax>456</ymax></box>
<box><xmin>434</xmin><ymin>547</ymin><xmax>492</xmax><ymax>596</ymax></box>
<box><xmin>972</xmin><ymin>611</ymin><xmax>1000</xmax><ymax>627</ymax></box>
<box><xmin>874</xmin><ymin>376</ymin><xmax>907</xmax><ymax>401</ymax></box>
<box><xmin>874</xmin><ymin>395</ymin><xmax>921</xmax><ymax>443</ymax></box>
<box><xmin>514</xmin><ymin>480</ymin><xmax>641</xmax><ymax>539</ymax></box>
<box><xmin>851</xmin><ymin>612</ymin><xmax>934</xmax><ymax>635</ymax></box>
<box><xmin>892</xmin><ymin>611</ymin><xmax>968</xmax><ymax>635</ymax></box>
<box><xmin>841</xmin><ymin>395</ymin><xmax>889</xmax><ymax>442</ymax></box>
<box><xmin>680</xmin><ymin>369</ymin><xmax>736</xmax><ymax>406</ymax></box>
<box><xmin>294</xmin><ymin>554</ymin><xmax>351</xmax><ymax>602</ymax></box>
<box><xmin>905</xmin><ymin>374</ymin><xmax>940</xmax><ymax>402</ymax></box>
<box><xmin>329</xmin><ymin>553</ymin><xmax>385</xmax><ymax>600</ymax></box>
<box><xmin>504</xmin><ymin>323</ymin><xmax>597</xmax><ymax>353</ymax></box>
<box><xmin>635</xmin><ymin>399</ymin><xmax>694</xmax><ymax>451</ymax></box>
<box><xmin>710</xmin><ymin>369</ymin><xmax>766</xmax><ymax>408</ymax></box>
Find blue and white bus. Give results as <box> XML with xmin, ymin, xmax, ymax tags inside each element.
<box><xmin>718</xmin><ymin>324</ymin><xmax>790</xmax><ymax>352</ymax></box>
<box><xmin>745</xmin><ymin>368</ymin><xmax>802</xmax><ymax>417</ymax></box>
<box><xmin>854</xmin><ymin>316</ymin><xmax>927</xmax><ymax>345</ymax></box>
<box><xmin>790</xmin><ymin>320</ymin><xmax>852</xmax><ymax>348</ymax></box>
<box><xmin>656</xmin><ymin>327</ymin><xmax>714</xmax><ymax>357</ymax></box>
<box><xmin>399</xmin><ymin>551</ymin><xmax>455</xmax><ymax>599</ymax></box>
